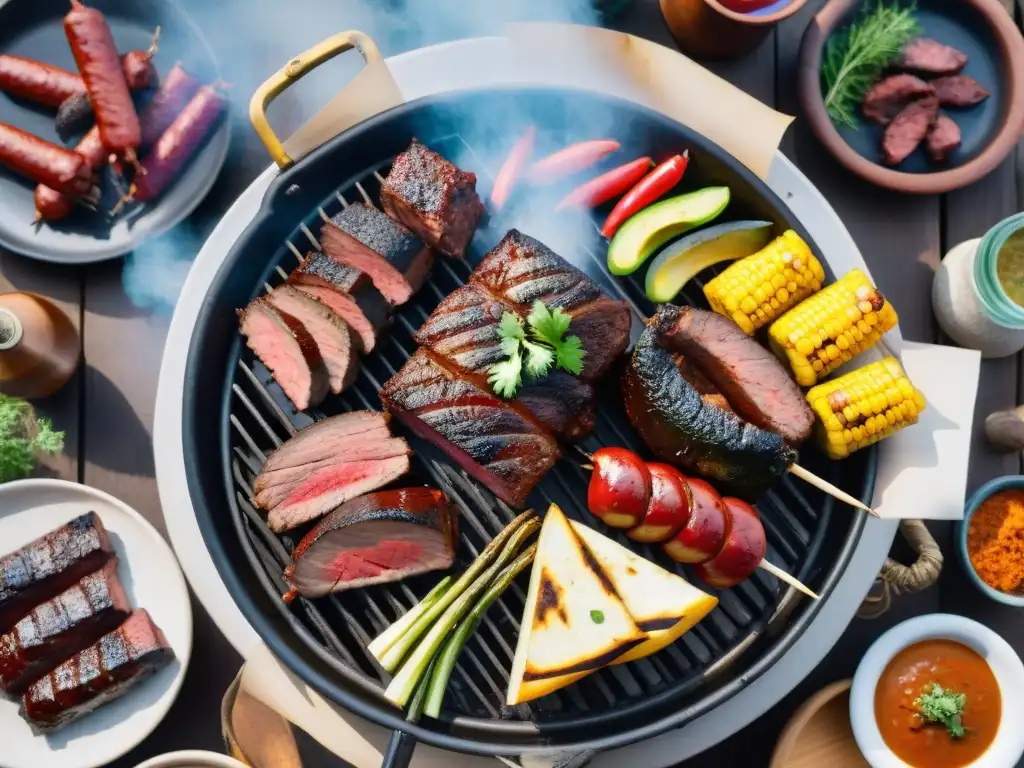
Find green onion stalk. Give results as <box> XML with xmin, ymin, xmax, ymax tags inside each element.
<box><xmin>368</xmin><ymin>576</ymin><xmax>452</xmax><ymax>661</ymax></box>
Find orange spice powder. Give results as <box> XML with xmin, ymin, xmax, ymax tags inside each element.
<box><xmin>967</xmin><ymin>488</ymin><xmax>1024</xmax><ymax>594</ymax></box>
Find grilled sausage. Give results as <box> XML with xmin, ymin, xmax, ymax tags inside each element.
<box><xmin>139</xmin><ymin>63</ymin><xmax>200</xmax><ymax>146</ymax></box>
<box><xmin>0</xmin><ymin>122</ymin><xmax>95</xmax><ymax>198</ymax></box>
<box><xmin>64</xmin><ymin>0</ymin><xmax>141</xmax><ymax>163</ymax></box>
<box><xmin>34</xmin><ymin>127</ymin><xmax>107</xmax><ymax>222</ymax></box>
<box><xmin>132</xmin><ymin>84</ymin><xmax>225</xmax><ymax>202</ymax></box>
<box><xmin>0</xmin><ymin>55</ymin><xmax>83</xmax><ymax>108</ymax></box>
<box><xmin>882</xmin><ymin>96</ymin><xmax>938</xmax><ymax>166</ymax></box>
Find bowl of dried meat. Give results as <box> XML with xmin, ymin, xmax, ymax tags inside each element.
<box><xmin>797</xmin><ymin>0</ymin><xmax>1024</xmax><ymax>194</ymax></box>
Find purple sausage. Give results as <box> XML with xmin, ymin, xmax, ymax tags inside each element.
<box><xmin>139</xmin><ymin>63</ymin><xmax>201</xmax><ymax>147</ymax></box>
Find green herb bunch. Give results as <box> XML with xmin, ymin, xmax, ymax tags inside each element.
<box><xmin>915</xmin><ymin>683</ymin><xmax>967</xmax><ymax>739</ymax></box>
<box><xmin>488</xmin><ymin>301</ymin><xmax>585</xmax><ymax>399</ymax></box>
<box><xmin>0</xmin><ymin>394</ymin><xmax>65</xmax><ymax>483</ymax></box>
<box><xmin>821</xmin><ymin>1</ymin><xmax>921</xmax><ymax>128</ymax></box>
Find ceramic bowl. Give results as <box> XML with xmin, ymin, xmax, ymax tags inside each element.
<box><xmin>957</xmin><ymin>475</ymin><xmax>1024</xmax><ymax>607</ymax></box>
<box><xmin>134</xmin><ymin>751</ymin><xmax>247</xmax><ymax>768</ymax></box>
<box><xmin>798</xmin><ymin>0</ymin><xmax>1024</xmax><ymax>194</ymax></box>
<box><xmin>661</xmin><ymin>0</ymin><xmax>809</xmax><ymax>60</ymax></box>
<box><xmin>850</xmin><ymin>614</ymin><xmax>1024</xmax><ymax>768</ymax></box>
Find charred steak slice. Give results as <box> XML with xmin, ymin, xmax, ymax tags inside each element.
<box><xmin>0</xmin><ymin>561</ymin><xmax>130</xmax><ymax>696</ymax></box>
<box><xmin>266</xmin><ymin>286</ymin><xmax>359</xmax><ymax>395</ymax></box>
<box><xmin>471</xmin><ymin>230</ymin><xmax>631</xmax><ymax>379</ymax></box>
<box><xmin>926</xmin><ymin>112</ymin><xmax>961</xmax><ymax>163</ymax></box>
<box><xmin>239</xmin><ymin>298</ymin><xmax>330</xmax><ymax>412</ymax></box>
<box><xmin>380</xmin><ymin>139</ymin><xmax>485</xmax><ymax>259</ymax></box>
<box><xmin>654</xmin><ymin>305</ymin><xmax>814</xmax><ymax>445</ymax></box>
<box><xmin>623</xmin><ymin>322</ymin><xmax>795</xmax><ymax>501</ymax></box>
<box><xmin>320</xmin><ymin>203</ymin><xmax>434</xmax><ymax>305</ymax></box>
<box><xmin>862</xmin><ymin>74</ymin><xmax>935</xmax><ymax>125</ymax></box>
<box><xmin>414</xmin><ymin>283</ymin><xmax>596</xmax><ymax>440</ymax></box>
<box><xmin>932</xmin><ymin>75</ymin><xmax>990</xmax><ymax>108</ymax></box>
<box><xmin>882</xmin><ymin>96</ymin><xmax>939</xmax><ymax>166</ymax></box>
<box><xmin>289</xmin><ymin>251</ymin><xmax>391</xmax><ymax>354</ymax></box>
<box><xmin>21</xmin><ymin>609</ymin><xmax>174</xmax><ymax>733</ymax></box>
<box><xmin>257</xmin><ymin>411</ymin><xmax>393</xmax><ymax>474</ymax></box>
<box><xmin>381</xmin><ymin>349</ymin><xmax>560</xmax><ymax>508</ymax></box>
<box><xmin>284</xmin><ymin>488</ymin><xmax>458</xmax><ymax>598</ymax></box>
<box><xmin>897</xmin><ymin>38</ymin><xmax>968</xmax><ymax>76</ymax></box>
<box><xmin>0</xmin><ymin>512</ymin><xmax>115</xmax><ymax>635</ymax></box>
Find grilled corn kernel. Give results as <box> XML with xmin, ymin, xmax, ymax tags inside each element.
<box><xmin>806</xmin><ymin>357</ymin><xmax>926</xmax><ymax>459</ymax></box>
<box><xmin>769</xmin><ymin>269</ymin><xmax>898</xmax><ymax>387</ymax></box>
<box><xmin>704</xmin><ymin>230</ymin><xmax>825</xmax><ymax>335</ymax></box>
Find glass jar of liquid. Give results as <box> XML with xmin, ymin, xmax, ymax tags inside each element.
<box><xmin>933</xmin><ymin>213</ymin><xmax>1024</xmax><ymax>358</ymax></box>
<box><xmin>0</xmin><ymin>291</ymin><xmax>80</xmax><ymax>399</ymax></box>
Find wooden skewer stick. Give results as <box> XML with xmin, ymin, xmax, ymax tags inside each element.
<box><xmin>758</xmin><ymin>560</ymin><xmax>819</xmax><ymax>600</ymax></box>
<box><xmin>788</xmin><ymin>464</ymin><xmax>878</xmax><ymax>518</ymax></box>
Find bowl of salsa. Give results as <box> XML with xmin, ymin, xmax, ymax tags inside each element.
<box><xmin>850</xmin><ymin>614</ymin><xmax>1024</xmax><ymax>768</ymax></box>
<box><xmin>958</xmin><ymin>475</ymin><xmax>1024</xmax><ymax>607</ymax></box>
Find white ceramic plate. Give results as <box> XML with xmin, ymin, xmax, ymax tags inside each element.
<box><xmin>0</xmin><ymin>479</ymin><xmax>193</xmax><ymax>768</ymax></box>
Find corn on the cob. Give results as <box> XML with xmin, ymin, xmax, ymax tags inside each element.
<box><xmin>703</xmin><ymin>230</ymin><xmax>826</xmax><ymax>335</ymax></box>
<box><xmin>769</xmin><ymin>269</ymin><xmax>898</xmax><ymax>387</ymax></box>
<box><xmin>806</xmin><ymin>357</ymin><xmax>926</xmax><ymax>459</ymax></box>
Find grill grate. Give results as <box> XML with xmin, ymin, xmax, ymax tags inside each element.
<box><xmin>224</xmin><ymin>131</ymin><xmax>864</xmax><ymax>727</ymax></box>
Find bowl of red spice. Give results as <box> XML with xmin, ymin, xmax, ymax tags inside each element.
<box><xmin>959</xmin><ymin>475</ymin><xmax>1024</xmax><ymax>606</ymax></box>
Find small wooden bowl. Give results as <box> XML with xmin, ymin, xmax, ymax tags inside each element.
<box><xmin>661</xmin><ymin>0</ymin><xmax>809</xmax><ymax>60</ymax></box>
<box><xmin>798</xmin><ymin>0</ymin><xmax>1024</xmax><ymax>194</ymax></box>
<box><xmin>771</xmin><ymin>679</ymin><xmax>870</xmax><ymax>768</ymax></box>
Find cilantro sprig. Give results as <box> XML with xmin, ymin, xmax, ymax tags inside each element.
<box><xmin>915</xmin><ymin>683</ymin><xmax>967</xmax><ymax>739</ymax></box>
<box><xmin>488</xmin><ymin>301</ymin><xmax>585</xmax><ymax>399</ymax></box>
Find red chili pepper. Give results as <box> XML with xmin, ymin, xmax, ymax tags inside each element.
<box><xmin>586</xmin><ymin>447</ymin><xmax>651</xmax><ymax>529</ymax></box>
<box><xmin>600</xmin><ymin>151</ymin><xmax>689</xmax><ymax>238</ymax></box>
<box><xmin>554</xmin><ymin>156</ymin><xmax>653</xmax><ymax>211</ymax></box>
<box><xmin>528</xmin><ymin>139</ymin><xmax>620</xmax><ymax>184</ymax></box>
<box><xmin>490</xmin><ymin>125</ymin><xmax>535</xmax><ymax>210</ymax></box>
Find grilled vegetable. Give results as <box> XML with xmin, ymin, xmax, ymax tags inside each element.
<box><xmin>769</xmin><ymin>269</ymin><xmax>899</xmax><ymax>387</ymax></box>
<box><xmin>601</xmin><ymin>152</ymin><xmax>689</xmax><ymax>238</ymax></box>
<box><xmin>693</xmin><ymin>497</ymin><xmax>766</xmax><ymax>589</ymax></box>
<box><xmin>703</xmin><ymin>230</ymin><xmax>826</xmax><ymax>335</ymax></box>
<box><xmin>555</xmin><ymin>156</ymin><xmax>652</xmax><ymax>211</ymax></box>
<box><xmin>627</xmin><ymin>463</ymin><xmax>692</xmax><ymax>543</ymax></box>
<box><xmin>491</xmin><ymin>126</ymin><xmax>535</xmax><ymax>210</ymax></box>
<box><xmin>528</xmin><ymin>139</ymin><xmax>620</xmax><ymax>184</ymax></box>
<box><xmin>806</xmin><ymin>357</ymin><xmax>926</xmax><ymax>459</ymax></box>
<box><xmin>366</xmin><ymin>576</ymin><xmax>452</xmax><ymax>661</ymax></box>
<box><xmin>663</xmin><ymin>478</ymin><xmax>729</xmax><ymax>565</ymax></box>
<box><xmin>645</xmin><ymin>220</ymin><xmax>774</xmax><ymax>304</ymax></box>
<box><xmin>587</xmin><ymin>447</ymin><xmax>652</xmax><ymax>528</ymax></box>
<box><xmin>606</xmin><ymin>187</ymin><xmax>730</xmax><ymax>276</ymax></box>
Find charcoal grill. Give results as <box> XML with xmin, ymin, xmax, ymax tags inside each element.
<box><xmin>157</xmin><ymin>30</ymin><xmax>898</xmax><ymax>767</ymax></box>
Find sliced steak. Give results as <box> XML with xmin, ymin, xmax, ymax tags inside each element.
<box><xmin>381</xmin><ymin>349</ymin><xmax>560</xmax><ymax>508</ymax></box>
<box><xmin>239</xmin><ymin>298</ymin><xmax>330</xmax><ymax>412</ymax></box>
<box><xmin>926</xmin><ymin>112</ymin><xmax>961</xmax><ymax>162</ymax></box>
<box><xmin>932</xmin><ymin>75</ymin><xmax>990</xmax><ymax>108</ymax></box>
<box><xmin>288</xmin><ymin>251</ymin><xmax>391</xmax><ymax>354</ymax></box>
<box><xmin>862</xmin><ymin>74</ymin><xmax>934</xmax><ymax>125</ymax></box>
<box><xmin>21</xmin><ymin>609</ymin><xmax>175</xmax><ymax>733</ymax></box>
<box><xmin>0</xmin><ymin>512</ymin><xmax>115</xmax><ymax>635</ymax></box>
<box><xmin>897</xmin><ymin>38</ymin><xmax>968</xmax><ymax>76</ymax></box>
<box><xmin>653</xmin><ymin>305</ymin><xmax>814</xmax><ymax>445</ymax></box>
<box><xmin>266</xmin><ymin>286</ymin><xmax>358</xmax><ymax>395</ymax></box>
<box><xmin>380</xmin><ymin>139</ymin><xmax>485</xmax><ymax>259</ymax></box>
<box><xmin>882</xmin><ymin>96</ymin><xmax>938</xmax><ymax>166</ymax></box>
<box><xmin>471</xmin><ymin>229</ymin><xmax>631</xmax><ymax>380</ymax></box>
<box><xmin>284</xmin><ymin>488</ymin><xmax>458</xmax><ymax>598</ymax></box>
<box><xmin>320</xmin><ymin>203</ymin><xmax>434</xmax><ymax>305</ymax></box>
<box><xmin>413</xmin><ymin>284</ymin><xmax>596</xmax><ymax>440</ymax></box>
<box><xmin>0</xmin><ymin>561</ymin><xmax>130</xmax><ymax>696</ymax></box>
<box><xmin>258</xmin><ymin>411</ymin><xmax>391</xmax><ymax>474</ymax></box>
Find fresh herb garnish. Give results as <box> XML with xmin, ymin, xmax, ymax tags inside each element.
<box><xmin>821</xmin><ymin>1</ymin><xmax>921</xmax><ymax>128</ymax></box>
<box><xmin>0</xmin><ymin>395</ymin><xmax>64</xmax><ymax>483</ymax></box>
<box><xmin>488</xmin><ymin>302</ymin><xmax>585</xmax><ymax>399</ymax></box>
<box><xmin>590</xmin><ymin>610</ymin><xmax>605</xmax><ymax>624</ymax></box>
<box><xmin>915</xmin><ymin>683</ymin><xmax>967</xmax><ymax>739</ymax></box>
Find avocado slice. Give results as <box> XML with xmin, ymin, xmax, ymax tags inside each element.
<box><xmin>606</xmin><ymin>187</ymin><xmax>731</xmax><ymax>276</ymax></box>
<box><xmin>644</xmin><ymin>220</ymin><xmax>774</xmax><ymax>303</ymax></box>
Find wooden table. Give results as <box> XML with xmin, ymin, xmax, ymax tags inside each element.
<box><xmin>1</xmin><ymin>0</ymin><xmax>1020</xmax><ymax>765</ymax></box>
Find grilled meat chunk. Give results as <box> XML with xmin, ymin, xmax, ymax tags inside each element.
<box><xmin>653</xmin><ymin>305</ymin><xmax>814</xmax><ymax>445</ymax></box>
<box><xmin>320</xmin><ymin>203</ymin><xmax>434</xmax><ymax>305</ymax></box>
<box><xmin>926</xmin><ymin>112</ymin><xmax>961</xmax><ymax>162</ymax></box>
<box><xmin>897</xmin><ymin>38</ymin><xmax>968</xmax><ymax>76</ymax></box>
<box><xmin>471</xmin><ymin>230</ymin><xmax>632</xmax><ymax>379</ymax></box>
<box><xmin>0</xmin><ymin>562</ymin><xmax>130</xmax><ymax>696</ymax></box>
<box><xmin>289</xmin><ymin>251</ymin><xmax>391</xmax><ymax>354</ymax></box>
<box><xmin>862</xmin><ymin>75</ymin><xmax>935</xmax><ymax>125</ymax></box>
<box><xmin>381</xmin><ymin>349</ymin><xmax>560</xmax><ymax>508</ymax></box>
<box><xmin>380</xmin><ymin>139</ymin><xmax>485</xmax><ymax>259</ymax></box>
<box><xmin>0</xmin><ymin>512</ymin><xmax>115</xmax><ymax>635</ymax></box>
<box><xmin>882</xmin><ymin>96</ymin><xmax>938</xmax><ymax>166</ymax></box>
<box><xmin>932</xmin><ymin>75</ymin><xmax>990</xmax><ymax>108</ymax></box>
<box><xmin>622</xmin><ymin>322</ymin><xmax>796</xmax><ymax>501</ymax></box>
<box><xmin>21</xmin><ymin>609</ymin><xmax>174</xmax><ymax>733</ymax></box>
<box><xmin>284</xmin><ymin>488</ymin><xmax>458</xmax><ymax>598</ymax></box>
<box><xmin>266</xmin><ymin>286</ymin><xmax>359</xmax><ymax>395</ymax></box>
<box><xmin>414</xmin><ymin>284</ymin><xmax>596</xmax><ymax>440</ymax></box>
<box><xmin>239</xmin><ymin>298</ymin><xmax>330</xmax><ymax>411</ymax></box>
